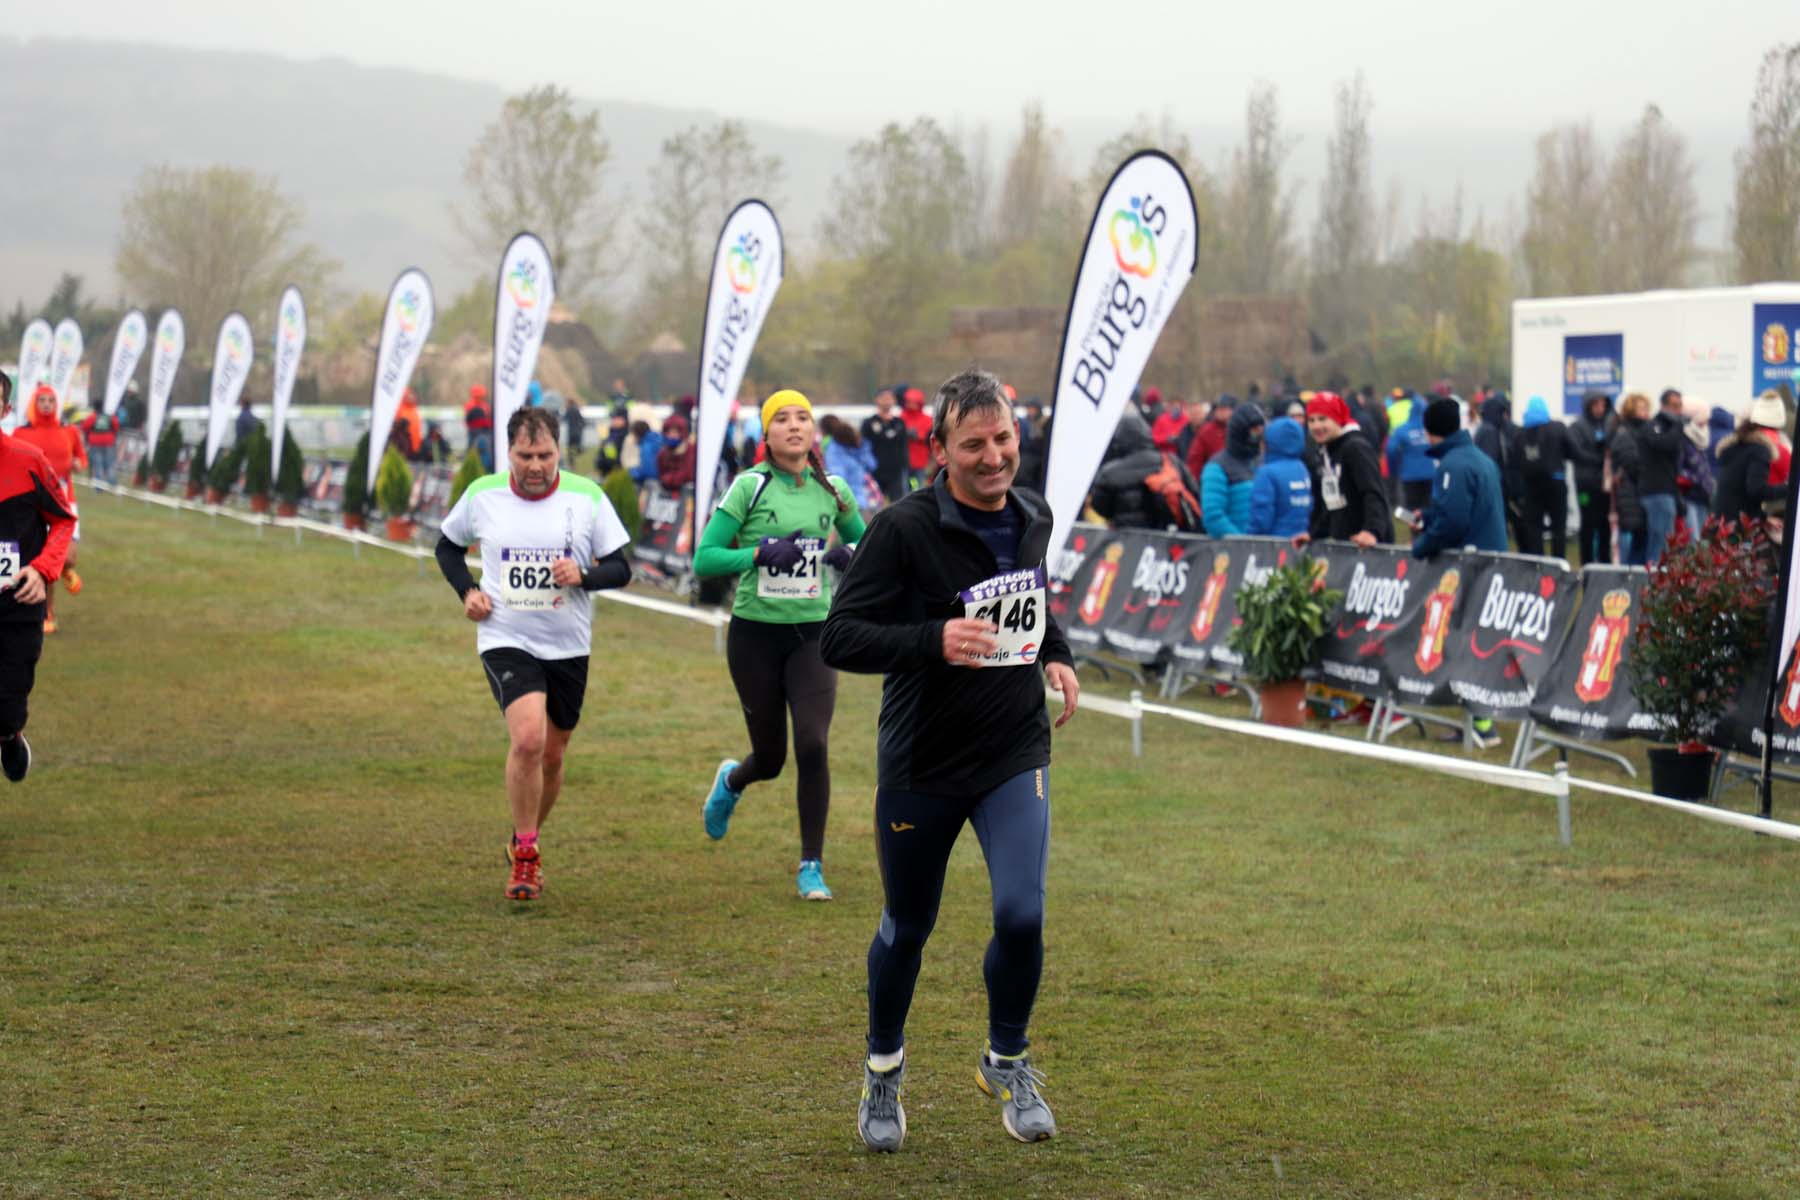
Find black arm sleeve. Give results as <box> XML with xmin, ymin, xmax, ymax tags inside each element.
<box><xmin>580</xmin><ymin>548</ymin><xmax>631</xmax><ymax>592</ymax></box>
<box><xmin>436</xmin><ymin>534</ymin><xmax>477</xmax><ymax>600</ymax></box>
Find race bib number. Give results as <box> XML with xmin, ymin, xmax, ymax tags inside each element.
<box><xmin>1321</xmin><ymin>465</ymin><xmax>1346</xmax><ymax>511</ymax></box>
<box><xmin>0</xmin><ymin>542</ymin><xmax>18</xmax><ymax>589</ymax></box>
<box><xmin>756</xmin><ymin>537</ymin><xmax>825</xmax><ymax>600</ymax></box>
<box><xmin>498</xmin><ymin>547</ymin><xmax>564</xmax><ymax>611</ymax></box>
<box><xmin>959</xmin><ymin>566</ymin><xmax>1047</xmax><ymax>668</ymax></box>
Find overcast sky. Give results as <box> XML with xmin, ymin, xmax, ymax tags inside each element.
<box><xmin>12</xmin><ymin>0</ymin><xmax>1772</xmax><ymax>139</ymax></box>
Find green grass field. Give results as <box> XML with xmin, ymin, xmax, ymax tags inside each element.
<box><xmin>5</xmin><ymin>491</ymin><xmax>1800</xmax><ymax>1198</ymax></box>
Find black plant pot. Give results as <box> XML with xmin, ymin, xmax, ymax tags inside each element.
<box><xmin>1646</xmin><ymin>745</ymin><xmax>1717</xmax><ymax>800</ymax></box>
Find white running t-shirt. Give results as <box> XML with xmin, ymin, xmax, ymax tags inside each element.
<box><xmin>440</xmin><ymin>471</ymin><xmax>631</xmax><ymax>661</ymax></box>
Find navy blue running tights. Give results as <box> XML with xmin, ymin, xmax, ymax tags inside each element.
<box><xmin>866</xmin><ymin>766</ymin><xmax>1050</xmax><ymax>1058</ymax></box>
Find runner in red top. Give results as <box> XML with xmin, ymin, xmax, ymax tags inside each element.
<box><xmin>0</xmin><ymin>375</ymin><xmax>76</xmax><ymax>780</ymax></box>
<box><xmin>12</xmin><ymin>386</ymin><xmax>86</xmax><ymax>631</ymax></box>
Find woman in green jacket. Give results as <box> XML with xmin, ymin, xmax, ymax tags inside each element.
<box><xmin>694</xmin><ymin>390</ymin><xmax>866</xmax><ymax>900</ymax></box>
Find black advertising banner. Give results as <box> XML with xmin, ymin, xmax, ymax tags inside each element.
<box><xmin>1101</xmin><ymin>532</ymin><xmax>1196</xmax><ymax>664</ymax></box>
<box><xmin>1445</xmin><ymin>554</ymin><xmax>1574</xmax><ymax>718</ymax></box>
<box><xmin>1528</xmin><ymin>565</ymin><xmax>1654</xmax><ymax>741</ymax></box>
<box><xmin>1200</xmin><ymin>538</ymin><xmax>1297</xmax><ymax>676</ymax></box>
<box><xmin>1377</xmin><ymin>552</ymin><xmax>1470</xmax><ymax>707</ymax></box>
<box><xmin>1713</xmin><ymin>604</ymin><xmax>1800</xmax><ymax>763</ymax></box>
<box><xmin>1315</xmin><ymin>543</ymin><xmax>1419</xmax><ymax>696</ymax></box>
<box><xmin>635</xmin><ymin>482</ymin><xmax>695</xmax><ymax>575</ymax></box>
<box><xmin>1057</xmin><ymin>526</ymin><xmax>1139</xmax><ymax>652</ymax></box>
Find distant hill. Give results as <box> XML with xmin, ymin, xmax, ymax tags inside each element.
<box><xmin>0</xmin><ymin>38</ymin><xmax>851</xmax><ymax>313</ymax></box>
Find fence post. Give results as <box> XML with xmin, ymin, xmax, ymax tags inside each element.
<box><xmin>1554</xmin><ymin>761</ymin><xmax>1572</xmax><ymax>847</ymax></box>
<box><xmin>1129</xmin><ymin>689</ymin><xmax>1144</xmax><ymax>759</ymax></box>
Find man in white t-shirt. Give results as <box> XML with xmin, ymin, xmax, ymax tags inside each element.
<box><xmin>436</xmin><ymin>407</ymin><xmax>632</xmax><ymax>901</ymax></box>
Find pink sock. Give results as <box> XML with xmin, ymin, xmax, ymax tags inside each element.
<box><xmin>515</xmin><ymin>830</ymin><xmax>538</xmax><ymax>852</ymax></box>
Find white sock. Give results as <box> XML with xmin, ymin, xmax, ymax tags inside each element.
<box><xmin>867</xmin><ymin>1049</ymin><xmax>903</xmax><ymax>1073</ymax></box>
<box><xmin>987</xmin><ymin>1048</ymin><xmax>1025</xmax><ymax>1066</ymax></box>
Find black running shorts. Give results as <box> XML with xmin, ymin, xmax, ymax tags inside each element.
<box><xmin>480</xmin><ymin>648</ymin><xmax>589</xmax><ymax>731</ymax></box>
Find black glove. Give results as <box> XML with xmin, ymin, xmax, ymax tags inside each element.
<box><xmin>824</xmin><ymin>544</ymin><xmax>854</xmax><ymax>572</ymax></box>
<box><xmin>756</xmin><ymin>529</ymin><xmax>806</xmax><ymax>573</ymax></box>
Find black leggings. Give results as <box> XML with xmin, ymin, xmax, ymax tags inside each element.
<box><xmin>867</xmin><ymin>767</ymin><xmax>1051</xmax><ymax>1058</ymax></box>
<box><xmin>0</xmin><ymin>621</ymin><xmax>43</xmax><ymax>737</ymax></box>
<box><xmin>725</xmin><ymin>617</ymin><xmax>838</xmax><ymax>862</ymax></box>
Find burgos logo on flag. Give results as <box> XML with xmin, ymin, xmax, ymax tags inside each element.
<box><xmin>224</xmin><ymin>325</ymin><xmax>248</xmax><ymax>364</ymax></box>
<box><xmin>727</xmin><ymin>234</ymin><xmax>757</xmax><ymax>294</ymax></box>
<box><xmin>396</xmin><ymin>289</ymin><xmax>423</xmax><ymax>334</ymax></box>
<box><xmin>281</xmin><ymin>301</ymin><xmax>303</xmax><ymax>340</ymax></box>
<box><xmin>506</xmin><ymin>260</ymin><xmax>540</xmax><ymax>310</ymax></box>
<box><xmin>157</xmin><ymin>324</ymin><xmax>179</xmax><ymax>356</ymax></box>
<box><xmin>1108</xmin><ymin>196</ymin><xmax>1158</xmax><ymax>279</ymax></box>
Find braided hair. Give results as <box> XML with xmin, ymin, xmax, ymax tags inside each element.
<box><xmin>760</xmin><ymin>433</ymin><xmax>850</xmax><ymax>514</ymax></box>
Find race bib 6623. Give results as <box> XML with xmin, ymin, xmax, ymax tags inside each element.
<box><xmin>498</xmin><ymin>546</ymin><xmax>565</xmax><ymax>610</ymax></box>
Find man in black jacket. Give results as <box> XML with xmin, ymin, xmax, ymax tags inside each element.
<box><xmin>859</xmin><ymin>389</ymin><xmax>909</xmax><ymax>502</ymax></box>
<box><xmin>1297</xmin><ymin>391</ymin><xmax>1389</xmax><ymax>547</ymax></box>
<box><xmin>822</xmin><ymin>368</ymin><xmax>1078</xmax><ymax>1153</ymax></box>
<box><xmin>1637</xmin><ymin>389</ymin><xmax>1689</xmax><ymax>562</ymax></box>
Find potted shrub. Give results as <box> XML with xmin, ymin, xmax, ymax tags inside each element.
<box><xmin>274</xmin><ymin>425</ymin><xmax>305</xmax><ymax>518</ymax></box>
<box><xmin>375</xmin><ymin>446</ymin><xmax>415</xmax><ymax>542</ymax></box>
<box><xmin>1628</xmin><ymin>517</ymin><xmax>1777</xmax><ymax>798</ymax></box>
<box><xmin>185</xmin><ymin>439</ymin><xmax>209</xmax><ymax>499</ymax></box>
<box><xmin>243</xmin><ymin>423</ymin><xmax>272</xmax><ymax>514</ymax></box>
<box><xmin>341</xmin><ymin>432</ymin><xmax>371</xmax><ymax>530</ymax></box>
<box><xmin>206</xmin><ymin>437</ymin><xmax>246</xmax><ymax>504</ymax></box>
<box><xmin>448</xmin><ymin>446</ymin><xmax>484</xmax><ymax>509</ymax></box>
<box><xmin>148</xmin><ymin>424</ymin><xmax>182</xmax><ymax>492</ymax></box>
<box><xmin>602</xmin><ymin>462</ymin><xmax>642</xmax><ymax>541</ymax></box>
<box><xmin>1226</xmin><ymin>556</ymin><xmax>1342</xmax><ymax>727</ymax></box>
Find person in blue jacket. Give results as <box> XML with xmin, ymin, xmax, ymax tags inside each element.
<box><xmin>1200</xmin><ymin>403</ymin><xmax>1265</xmax><ymax>536</ymax></box>
<box><xmin>1385</xmin><ymin>398</ymin><xmax>1435</xmax><ymax>511</ymax></box>
<box><xmin>1410</xmin><ymin>398</ymin><xmax>1508</xmax><ymax>559</ymax></box>
<box><xmin>1247</xmin><ymin>416</ymin><xmax>1313</xmax><ymax>537</ymax></box>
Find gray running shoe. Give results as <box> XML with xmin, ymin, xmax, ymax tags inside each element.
<box><xmin>858</xmin><ymin>1061</ymin><xmax>906</xmax><ymax>1152</ymax></box>
<box><xmin>975</xmin><ymin>1053</ymin><xmax>1056</xmax><ymax>1142</ymax></box>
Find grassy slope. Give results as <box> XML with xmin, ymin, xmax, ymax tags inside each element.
<box><xmin>3</xmin><ymin>493</ymin><xmax>1798</xmax><ymax>1199</ymax></box>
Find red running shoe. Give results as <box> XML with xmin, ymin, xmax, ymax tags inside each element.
<box><xmin>506</xmin><ymin>844</ymin><xmax>542</xmax><ymax>901</ymax></box>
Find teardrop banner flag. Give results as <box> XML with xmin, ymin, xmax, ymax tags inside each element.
<box><xmin>17</xmin><ymin>319</ymin><xmax>52</xmax><ymax>398</ymax></box>
<box><xmin>694</xmin><ymin>199</ymin><xmax>784</xmax><ymax>541</ymax></box>
<box><xmin>102</xmin><ymin>310</ymin><xmax>148</xmax><ymax>416</ymax></box>
<box><xmin>270</xmin><ymin>286</ymin><xmax>307</xmax><ymax>477</ymax></box>
<box><xmin>367</xmin><ymin>268</ymin><xmax>434</xmax><ymax>494</ymax></box>
<box><xmin>205</xmin><ymin>313</ymin><xmax>254</xmax><ymax>467</ymax></box>
<box><xmin>490</xmin><ymin>233</ymin><xmax>555</xmax><ymax>445</ymax></box>
<box><xmin>1043</xmin><ymin>150</ymin><xmax>1198</xmax><ymax>564</ymax></box>
<box><xmin>145</xmin><ymin>310</ymin><xmax>184</xmax><ymax>453</ymax></box>
<box><xmin>47</xmin><ymin>318</ymin><xmax>83</xmax><ymax>404</ymax></box>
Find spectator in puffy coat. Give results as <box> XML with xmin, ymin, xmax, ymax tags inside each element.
<box><xmin>820</xmin><ymin>413</ymin><xmax>879</xmax><ymax>508</ymax></box>
<box><xmin>1514</xmin><ymin>395</ymin><xmax>1571</xmax><ymax>559</ymax></box>
<box><xmin>1089</xmin><ymin>411</ymin><xmax>1198</xmax><ymax>530</ymax></box>
<box><xmin>1711</xmin><ymin>392</ymin><xmax>1787</xmax><ymax>527</ymax></box>
<box><xmin>1200</xmin><ymin>403</ymin><xmax>1265</xmax><ymax>536</ymax></box>
<box><xmin>1411</xmin><ymin>399</ymin><xmax>1509</xmax><ymax>558</ymax></box>
<box><xmin>1385</xmin><ymin>401</ymin><xmax>1435</xmax><ymax>510</ymax></box>
<box><xmin>628</xmin><ymin>420</ymin><xmax>667</xmax><ymax>485</ymax></box>
<box><xmin>1707</xmin><ymin>403</ymin><xmax>1738</xmax><ymax>474</ymax></box>
<box><xmin>1610</xmin><ymin>394</ymin><xmax>1652</xmax><ymax>564</ymax></box>
<box><xmin>1151</xmin><ymin>395</ymin><xmax>1189</xmax><ymax>454</ymax></box>
<box><xmin>1248</xmin><ymin>417</ymin><xmax>1312</xmax><ymax>538</ymax></box>
<box><xmin>1676</xmin><ymin>417</ymin><xmax>1715</xmax><ymax>537</ymax></box>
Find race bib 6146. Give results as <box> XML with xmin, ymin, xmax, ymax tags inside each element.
<box><xmin>959</xmin><ymin>566</ymin><xmax>1047</xmax><ymax>668</ymax></box>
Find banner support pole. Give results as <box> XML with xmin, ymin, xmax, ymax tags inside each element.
<box><xmin>1129</xmin><ymin>689</ymin><xmax>1144</xmax><ymax>759</ymax></box>
<box><xmin>1554</xmin><ymin>762</ymin><xmax>1572</xmax><ymax>847</ymax></box>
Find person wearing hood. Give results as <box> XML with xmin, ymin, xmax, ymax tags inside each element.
<box><xmin>596</xmin><ymin>403</ymin><xmax>629</xmax><ymax>476</ymax></box>
<box><xmin>1200</xmin><ymin>404</ymin><xmax>1265</xmax><ymax>536</ymax></box>
<box><xmin>628</xmin><ymin>414</ymin><xmax>667</xmax><ymax>486</ymax></box>
<box><xmin>13</xmin><ymin>385</ymin><xmax>87</xmax><ymax>633</ymax></box>
<box><xmin>1712</xmin><ymin>392</ymin><xmax>1787</xmax><ymax>527</ymax></box>
<box><xmin>562</xmin><ymin>392</ymin><xmax>587</xmax><ymax>458</ymax></box>
<box><xmin>1089</xmin><ymin>411</ymin><xmax>1200</xmax><ymax>530</ymax></box>
<box><xmin>1385</xmin><ymin>399</ymin><xmax>1435</xmax><ymax>512</ymax></box>
<box><xmin>394</xmin><ymin>388</ymin><xmax>423</xmax><ymax>459</ymax></box>
<box><xmin>1248</xmin><ymin>417</ymin><xmax>1312</xmax><ymax>538</ymax></box>
<box><xmin>526</xmin><ymin>380</ymin><xmax>545</xmax><ymax>409</ymax></box>
<box><xmin>1150</xmin><ymin>393</ymin><xmax>1188</xmax><ymax>454</ymax></box>
<box><xmin>656</xmin><ymin>413</ymin><xmax>696</xmax><ymax>492</ymax></box>
<box><xmin>1566</xmin><ymin>392</ymin><xmax>1616</xmax><ymax>564</ymax></box>
<box><xmin>1297</xmin><ymin>392</ymin><xmax>1388</xmax><ymax>548</ymax></box>
<box><xmin>1675</xmin><ymin>405</ymin><xmax>1716</xmax><ymax>538</ymax></box>
<box><xmin>1706</xmin><ymin>403</ymin><xmax>1737</xmax><ymax>474</ymax></box>
<box><xmin>463</xmin><ymin>384</ymin><xmax>495</xmax><ymax>472</ymax></box>
<box><xmin>1514</xmin><ymin>396</ymin><xmax>1571</xmax><ymax>558</ymax></box>
<box><xmin>1472</xmin><ymin>393</ymin><xmax>1521</xmax><ymax>539</ymax></box>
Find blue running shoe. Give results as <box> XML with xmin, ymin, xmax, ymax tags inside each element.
<box><xmin>703</xmin><ymin>759</ymin><xmax>741</xmax><ymax>840</ymax></box>
<box><xmin>796</xmin><ymin>859</ymin><xmax>833</xmax><ymax>901</ymax></box>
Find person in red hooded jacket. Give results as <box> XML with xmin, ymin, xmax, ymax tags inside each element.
<box><xmin>13</xmin><ymin>385</ymin><xmax>87</xmax><ymax>632</ymax></box>
<box><xmin>0</xmin><ymin>375</ymin><xmax>75</xmax><ymax>780</ymax></box>
<box><xmin>899</xmin><ymin>386</ymin><xmax>932</xmax><ymax>489</ymax></box>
